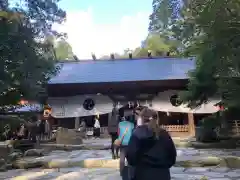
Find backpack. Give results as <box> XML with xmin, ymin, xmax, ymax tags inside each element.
<box><xmin>118</xmin><ymin>121</ymin><xmax>134</xmax><ymax>146</ymax></box>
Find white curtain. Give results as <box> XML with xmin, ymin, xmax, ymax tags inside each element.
<box><xmin>151</xmin><ymin>90</ymin><xmax>220</xmax><ymax>114</ymax></box>
<box><xmin>48</xmin><ymin>95</ymin><xmax>117</xmax><ymax>118</ymax></box>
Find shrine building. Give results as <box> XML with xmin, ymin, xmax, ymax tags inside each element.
<box><xmin>46</xmin><ymin>57</ymin><xmax>220</xmax><ymax>137</ymax></box>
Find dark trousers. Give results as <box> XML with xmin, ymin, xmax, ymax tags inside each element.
<box><xmin>120</xmin><ymin>146</ymin><xmax>127</xmax><ymax>176</ymax></box>
<box><xmin>93</xmin><ymin>128</ymin><xmax>100</xmax><ymax>137</ymax></box>
<box><xmin>120</xmin><ymin>146</ymin><xmax>135</xmax><ymax>180</ymax></box>
<box><xmin>109</xmin><ymin>132</ymin><xmax>119</xmax><ymax>158</ymax></box>
<box><xmin>29</xmin><ymin>132</ymin><xmax>37</xmax><ymax>143</ymax></box>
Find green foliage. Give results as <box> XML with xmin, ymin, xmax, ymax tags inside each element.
<box><xmin>149</xmin><ymin>0</ymin><xmax>240</xmax><ymax>109</ymax></box>
<box><xmin>133</xmin><ymin>47</ymin><xmax>149</xmax><ymax>58</ymax></box>
<box><xmin>200</xmin><ymin>115</ymin><xmax>221</xmax><ymax>129</ymax></box>
<box><xmin>131</xmin><ymin>33</ymin><xmax>181</xmax><ymax>58</ymax></box>
<box><xmin>0</xmin><ymin>0</ymin><xmax>66</xmax><ymax>109</ymax></box>
<box><xmin>100</xmin><ymin>32</ymin><xmax>181</xmax><ymax>59</ymax></box>
<box><xmin>149</xmin><ymin>0</ymin><xmax>189</xmax><ymax>53</ymax></box>
<box><xmin>0</xmin><ymin>115</ymin><xmax>23</xmax><ymax>134</ymax></box>
<box><xmin>182</xmin><ymin>0</ymin><xmax>240</xmax><ymax>108</ymax></box>
<box><xmin>44</xmin><ymin>36</ymin><xmax>74</xmax><ymax>61</ymax></box>
<box><xmin>55</xmin><ymin>39</ymin><xmax>74</xmax><ymax>60</ymax></box>
<box><xmin>149</xmin><ymin>0</ymin><xmax>187</xmax><ymax>32</ymax></box>
<box><xmin>143</xmin><ymin>34</ymin><xmax>171</xmax><ymax>55</ymax></box>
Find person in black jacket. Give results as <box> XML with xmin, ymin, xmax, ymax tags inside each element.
<box><xmin>108</xmin><ymin>105</ymin><xmax>120</xmax><ymax>159</ymax></box>
<box><xmin>126</xmin><ymin>107</ymin><xmax>176</xmax><ymax>180</ymax></box>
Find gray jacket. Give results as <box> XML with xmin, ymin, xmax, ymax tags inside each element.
<box><xmin>108</xmin><ymin>108</ymin><xmax>119</xmax><ymax>133</ymax></box>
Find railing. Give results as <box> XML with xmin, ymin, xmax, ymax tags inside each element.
<box><xmin>38</xmin><ymin>125</ymin><xmax>189</xmax><ymax>141</ymax></box>
<box><xmin>86</xmin><ymin>125</ymin><xmax>189</xmax><ymax>133</ymax></box>
<box><xmin>38</xmin><ymin>133</ymin><xmax>54</xmax><ymax>141</ymax></box>
<box><xmin>232</xmin><ymin>120</ymin><xmax>240</xmax><ymax>135</ymax></box>
<box><xmin>161</xmin><ymin>125</ymin><xmax>189</xmax><ymax>132</ymax></box>
<box><xmin>86</xmin><ymin>127</ymin><xmax>108</xmax><ymax>134</ymax></box>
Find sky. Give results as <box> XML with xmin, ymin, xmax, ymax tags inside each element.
<box><xmin>54</xmin><ymin>0</ymin><xmax>152</xmax><ymax>59</ymax></box>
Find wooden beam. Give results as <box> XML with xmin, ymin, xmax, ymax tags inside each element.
<box><xmin>47</xmin><ymin>79</ymin><xmax>188</xmax><ymax>97</ymax></box>
<box><xmin>188</xmin><ymin>113</ymin><xmax>195</xmax><ymax>137</ymax></box>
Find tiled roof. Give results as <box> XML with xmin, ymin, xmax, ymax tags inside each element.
<box><xmin>49</xmin><ymin>57</ymin><xmax>195</xmax><ymax>84</ymax></box>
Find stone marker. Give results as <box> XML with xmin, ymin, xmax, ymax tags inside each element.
<box><xmin>56</xmin><ymin>128</ymin><xmax>83</xmax><ymax>145</ymax></box>
<box><xmin>24</xmin><ymin>149</ymin><xmax>45</xmax><ymax>157</ymax></box>
<box><xmin>0</xmin><ymin>159</ymin><xmax>6</xmax><ymax>172</ymax></box>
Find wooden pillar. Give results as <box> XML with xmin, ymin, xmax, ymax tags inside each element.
<box><xmin>188</xmin><ymin>113</ymin><xmax>195</xmax><ymax>137</ymax></box>
<box><xmin>108</xmin><ymin>112</ymin><xmax>112</xmax><ymax>125</ymax></box>
<box><xmin>75</xmin><ymin>117</ymin><xmax>80</xmax><ymax>129</ymax></box>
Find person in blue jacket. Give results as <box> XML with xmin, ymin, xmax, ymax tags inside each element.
<box><xmin>118</xmin><ymin>116</ymin><xmax>135</xmax><ymax>177</ymax></box>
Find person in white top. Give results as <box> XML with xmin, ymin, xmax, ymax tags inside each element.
<box><xmin>17</xmin><ymin>124</ymin><xmax>25</xmax><ymax>139</ymax></box>
<box><xmin>135</xmin><ymin>109</ymin><xmax>143</xmax><ymax>126</ymax></box>
<box><xmin>93</xmin><ymin>116</ymin><xmax>101</xmax><ymax>138</ymax></box>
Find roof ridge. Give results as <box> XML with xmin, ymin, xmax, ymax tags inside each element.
<box><xmin>57</xmin><ymin>57</ymin><xmax>194</xmax><ymax>63</ymax></box>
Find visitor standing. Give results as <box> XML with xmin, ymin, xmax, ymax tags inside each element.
<box><xmin>44</xmin><ymin>120</ymin><xmax>51</xmax><ymax>140</ymax></box>
<box><xmin>126</xmin><ymin>107</ymin><xmax>176</xmax><ymax>180</ymax></box>
<box><xmin>79</xmin><ymin>120</ymin><xmax>86</xmax><ymax>132</ymax></box>
<box><xmin>79</xmin><ymin>120</ymin><xmax>87</xmax><ymax>137</ymax></box>
<box><xmin>28</xmin><ymin>118</ymin><xmax>37</xmax><ymax>142</ymax></box>
<box><xmin>93</xmin><ymin>116</ymin><xmax>101</xmax><ymax>138</ymax></box>
<box><xmin>3</xmin><ymin>124</ymin><xmax>11</xmax><ymax>140</ymax></box>
<box><xmin>108</xmin><ymin>105</ymin><xmax>120</xmax><ymax>159</ymax></box>
<box><xmin>17</xmin><ymin>124</ymin><xmax>25</xmax><ymax>140</ymax></box>
<box><xmin>134</xmin><ymin>107</ymin><xmax>143</xmax><ymax>126</ymax></box>
<box><xmin>39</xmin><ymin>120</ymin><xmax>45</xmax><ymax>140</ymax></box>
<box><xmin>115</xmin><ymin>116</ymin><xmax>134</xmax><ymax>178</ymax></box>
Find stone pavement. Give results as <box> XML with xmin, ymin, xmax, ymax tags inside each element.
<box><xmin>11</xmin><ymin>148</ymin><xmax>240</xmax><ymax>169</ymax></box>
<box><xmin>1</xmin><ymin>167</ymin><xmax>240</xmax><ymax>180</ymax></box>
<box><xmin>26</xmin><ymin>148</ymin><xmax>240</xmax><ymax>164</ymax></box>
<box><xmin>1</xmin><ymin>139</ymin><xmax>240</xmax><ymax>179</ymax></box>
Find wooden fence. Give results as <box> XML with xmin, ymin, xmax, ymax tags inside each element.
<box><xmin>39</xmin><ymin>125</ymin><xmax>189</xmax><ymax>141</ymax></box>
<box><xmin>232</xmin><ymin>120</ymin><xmax>240</xmax><ymax>136</ymax></box>
<box><xmin>86</xmin><ymin>125</ymin><xmax>189</xmax><ymax>134</ymax></box>
<box><xmin>161</xmin><ymin>125</ymin><xmax>189</xmax><ymax>132</ymax></box>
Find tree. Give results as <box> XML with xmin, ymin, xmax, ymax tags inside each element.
<box><xmin>132</xmin><ymin>33</ymin><xmax>180</xmax><ymax>57</ymax></box>
<box><xmin>149</xmin><ymin>0</ymin><xmax>190</xmax><ymax>54</ymax></box>
<box><xmin>181</xmin><ymin>0</ymin><xmax>240</xmax><ymax>109</ymax></box>
<box><xmin>44</xmin><ymin>36</ymin><xmax>74</xmax><ymax>60</ymax></box>
<box><xmin>55</xmin><ymin>39</ymin><xmax>74</xmax><ymax>60</ymax></box>
<box><xmin>100</xmin><ymin>53</ymin><xmax>122</xmax><ymax>59</ymax></box>
<box><xmin>149</xmin><ymin>0</ymin><xmax>240</xmax><ymax>109</ymax></box>
<box><xmin>133</xmin><ymin>47</ymin><xmax>149</xmax><ymax>58</ymax></box>
<box><xmin>0</xmin><ymin>0</ymin><xmax>66</xmax><ymax>110</ymax></box>
<box><xmin>149</xmin><ymin>0</ymin><xmax>185</xmax><ymax>33</ymax></box>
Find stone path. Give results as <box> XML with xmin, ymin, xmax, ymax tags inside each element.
<box><xmin>32</xmin><ymin>148</ymin><xmax>240</xmax><ymax>163</ymax></box>
<box><xmin>1</xmin><ymin>167</ymin><xmax>240</xmax><ymax>180</ymax></box>
<box><xmin>1</xmin><ymin>139</ymin><xmax>239</xmax><ymax>179</ymax></box>
<box><xmin>40</xmin><ymin>138</ymin><xmax>186</xmax><ymax>149</ymax></box>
